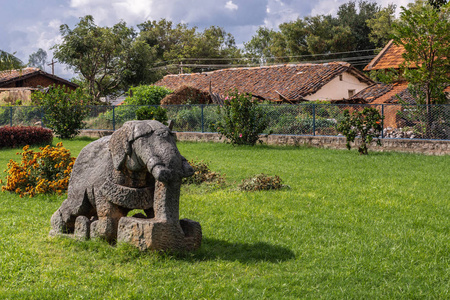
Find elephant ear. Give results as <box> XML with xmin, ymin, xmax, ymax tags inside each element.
<box><xmin>109</xmin><ymin>122</ymin><xmax>134</xmax><ymax>170</ymax></box>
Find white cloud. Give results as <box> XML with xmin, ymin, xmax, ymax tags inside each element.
<box><xmin>225</xmin><ymin>1</ymin><xmax>238</xmax><ymax>11</ymax></box>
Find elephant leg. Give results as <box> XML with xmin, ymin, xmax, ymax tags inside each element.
<box><xmin>50</xmin><ymin>193</ymin><xmax>95</xmax><ymax>235</ymax></box>
<box><xmin>91</xmin><ymin>200</ymin><xmax>127</xmax><ymax>242</ymax></box>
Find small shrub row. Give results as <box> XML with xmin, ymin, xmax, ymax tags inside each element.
<box><xmin>1</xmin><ymin>143</ymin><xmax>75</xmax><ymax>197</ymax></box>
<box><xmin>0</xmin><ymin>126</ymin><xmax>53</xmax><ymax>148</ymax></box>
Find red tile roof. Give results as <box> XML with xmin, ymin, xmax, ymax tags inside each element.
<box><xmin>0</xmin><ymin>67</ymin><xmax>40</xmax><ymax>82</ymax></box>
<box><xmin>0</xmin><ymin>67</ymin><xmax>78</xmax><ymax>88</ymax></box>
<box><xmin>155</xmin><ymin>62</ymin><xmax>373</xmax><ymax>102</ymax></box>
<box><xmin>364</xmin><ymin>40</ymin><xmax>407</xmax><ymax>71</ymax></box>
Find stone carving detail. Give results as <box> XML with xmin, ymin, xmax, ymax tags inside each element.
<box><xmin>50</xmin><ymin>120</ymin><xmax>201</xmax><ymax>251</ymax></box>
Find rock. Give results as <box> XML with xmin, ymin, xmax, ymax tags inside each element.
<box><xmin>74</xmin><ymin>216</ymin><xmax>90</xmax><ymax>240</ymax></box>
<box><xmin>117</xmin><ymin>217</ymin><xmax>202</xmax><ymax>251</ymax></box>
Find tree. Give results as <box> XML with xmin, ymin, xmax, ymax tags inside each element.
<box><xmin>392</xmin><ymin>1</ymin><xmax>450</xmax><ymax>106</ymax></box>
<box><xmin>337</xmin><ymin>0</ymin><xmax>381</xmax><ymax>51</ymax></box>
<box><xmin>28</xmin><ymin>48</ymin><xmax>47</xmax><ymax>70</ymax></box>
<box><xmin>52</xmin><ymin>16</ymin><xmax>154</xmax><ymax>101</ymax></box>
<box><xmin>137</xmin><ymin>19</ymin><xmax>240</xmax><ymax>76</ymax></box>
<box><xmin>244</xmin><ymin>0</ymin><xmax>381</xmax><ymax>64</ymax></box>
<box><xmin>366</xmin><ymin>4</ymin><xmax>398</xmax><ymax>47</ymax></box>
<box><xmin>428</xmin><ymin>0</ymin><xmax>448</xmax><ymax>10</ymax></box>
<box><xmin>0</xmin><ymin>50</ymin><xmax>24</xmax><ymax>71</ymax></box>
<box><xmin>244</xmin><ymin>27</ymin><xmax>281</xmax><ymax>63</ymax></box>
<box><xmin>392</xmin><ymin>1</ymin><xmax>450</xmax><ymax>137</ymax></box>
<box><xmin>305</xmin><ymin>15</ymin><xmax>355</xmax><ymax>54</ymax></box>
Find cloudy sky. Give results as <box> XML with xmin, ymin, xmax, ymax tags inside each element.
<box><xmin>0</xmin><ymin>0</ymin><xmax>414</xmax><ymax>79</ymax></box>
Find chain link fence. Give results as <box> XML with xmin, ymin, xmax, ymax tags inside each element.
<box><xmin>1</xmin><ymin>103</ymin><xmax>449</xmax><ymax>140</ymax></box>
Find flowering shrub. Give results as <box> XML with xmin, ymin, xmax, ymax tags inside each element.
<box><xmin>337</xmin><ymin>107</ymin><xmax>384</xmax><ymax>155</ymax></box>
<box><xmin>182</xmin><ymin>159</ymin><xmax>225</xmax><ymax>186</ymax></box>
<box><xmin>32</xmin><ymin>85</ymin><xmax>91</xmax><ymax>139</ymax></box>
<box><xmin>238</xmin><ymin>174</ymin><xmax>287</xmax><ymax>191</ymax></box>
<box><xmin>0</xmin><ymin>126</ymin><xmax>53</xmax><ymax>148</ymax></box>
<box><xmin>210</xmin><ymin>90</ymin><xmax>269</xmax><ymax>146</ymax></box>
<box><xmin>1</xmin><ymin>143</ymin><xmax>75</xmax><ymax>197</ymax></box>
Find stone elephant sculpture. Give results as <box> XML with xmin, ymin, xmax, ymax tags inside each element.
<box><xmin>50</xmin><ymin>120</ymin><xmax>195</xmax><ymax>243</ymax></box>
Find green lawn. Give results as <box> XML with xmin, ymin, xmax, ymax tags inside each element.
<box><xmin>1</xmin><ymin>139</ymin><xmax>449</xmax><ymax>299</ymax></box>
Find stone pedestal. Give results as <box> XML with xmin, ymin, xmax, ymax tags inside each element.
<box><xmin>117</xmin><ymin>217</ymin><xmax>202</xmax><ymax>251</ymax></box>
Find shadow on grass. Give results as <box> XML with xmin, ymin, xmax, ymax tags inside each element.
<box><xmin>177</xmin><ymin>238</ymin><xmax>296</xmax><ymax>263</ymax></box>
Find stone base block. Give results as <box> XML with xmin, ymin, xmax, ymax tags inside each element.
<box><xmin>117</xmin><ymin>217</ymin><xmax>202</xmax><ymax>251</ymax></box>
<box><xmin>74</xmin><ymin>216</ymin><xmax>90</xmax><ymax>240</ymax></box>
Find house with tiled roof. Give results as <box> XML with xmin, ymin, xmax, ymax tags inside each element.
<box><xmin>361</xmin><ymin>39</ymin><xmax>450</xmax><ymax>103</ymax></box>
<box><xmin>155</xmin><ymin>62</ymin><xmax>374</xmax><ymax>103</ymax></box>
<box><xmin>354</xmin><ymin>39</ymin><xmax>450</xmax><ymax>128</ymax></box>
<box><xmin>0</xmin><ymin>67</ymin><xmax>78</xmax><ymax>105</ymax></box>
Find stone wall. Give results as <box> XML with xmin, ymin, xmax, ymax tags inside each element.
<box><xmin>173</xmin><ymin>132</ymin><xmax>450</xmax><ymax>156</ymax></box>
<box><xmin>79</xmin><ymin>130</ymin><xmax>450</xmax><ymax>155</ymax></box>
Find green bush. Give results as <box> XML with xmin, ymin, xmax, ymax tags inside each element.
<box><xmin>337</xmin><ymin>107</ymin><xmax>384</xmax><ymax>155</ymax></box>
<box><xmin>210</xmin><ymin>90</ymin><xmax>269</xmax><ymax>145</ymax></box>
<box><xmin>32</xmin><ymin>85</ymin><xmax>91</xmax><ymax>139</ymax></box>
<box><xmin>124</xmin><ymin>85</ymin><xmax>172</xmax><ymax>106</ymax></box>
<box><xmin>136</xmin><ymin>106</ymin><xmax>168</xmax><ymax>124</ymax></box>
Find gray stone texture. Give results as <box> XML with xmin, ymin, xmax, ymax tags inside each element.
<box><xmin>50</xmin><ymin>120</ymin><xmax>201</xmax><ymax>251</ymax></box>
<box><xmin>117</xmin><ymin>217</ymin><xmax>202</xmax><ymax>251</ymax></box>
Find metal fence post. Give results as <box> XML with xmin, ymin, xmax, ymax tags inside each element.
<box><xmin>312</xmin><ymin>103</ymin><xmax>316</xmax><ymax>136</ymax></box>
<box><xmin>112</xmin><ymin>106</ymin><xmax>115</xmax><ymax>131</ymax></box>
<box><xmin>201</xmin><ymin>104</ymin><xmax>204</xmax><ymax>133</ymax></box>
<box><xmin>381</xmin><ymin>104</ymin><xmax>384</xmax><ymax>139</ymax></box>
<box><xmin>9</xmin><ymin>106</ymin><xmax>13</xmax><ymax>127</ymax></box>
<box><xmin>40</xmin><ymin>107</ymin><xmax>44</xmax><ymax>127</ymax></box>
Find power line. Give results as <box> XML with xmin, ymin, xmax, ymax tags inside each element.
<box><xmin>149</xmin><ymin>54</ymin><xmax>376</xmax><ymax>71</ymax></box>
<box><xmin>149</xmin><ymin>48</ymin><xmax>381</xmax><ymax>68</ymax></box>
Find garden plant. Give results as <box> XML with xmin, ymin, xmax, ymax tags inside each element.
<box><xmin>211</xmin><ymin>90</ymin><xmax>269</xmax><ymax>145</ymax></box>
<box><xmin>32</xmin><ymin>85</ymin><xmax>91</xmax><ymax>139</ymax></box>
<box><xmin>2</xmin><ymin>143</ymin><xmax>75</xmax><ymax>197</ymax></box>
<box><xmin>337</xmin><ymin>107</ymin><xmax>384</xmax><ymax>155</ymax></box>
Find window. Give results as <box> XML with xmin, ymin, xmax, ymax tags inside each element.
<box><xmin>339</xmin><ymin>74</ymin><xmax>343</xmax><ymax>81</ymax></box>
<box><xmin>348</xmin><ymin>89</ymin><xmax>355</xmax><ymax>98</ymax></box>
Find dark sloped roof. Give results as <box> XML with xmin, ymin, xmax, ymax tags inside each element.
<box><xmin>155</xmin><ymin>62</ymin><xmax>373</xmax><ymax>102</ymax></box>
<box><xmin>350</xmin><ymin>83</ymin><xmax>395</xmax><ymax>103</ymax></box>
<box><xmin>0</xmin><ymin>67</ymin><xmax>78</xmax><ymax>88</ymax></box>
<box><xmin>351</xmin><ymin>81</ymin><xmax>450</xmax><ymax>104</ymax></box>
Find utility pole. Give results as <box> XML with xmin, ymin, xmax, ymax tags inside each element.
<box><xmin>47</xmin><ymin>59</ymin><xmax>55</xmax><ymax>75</ymax></box>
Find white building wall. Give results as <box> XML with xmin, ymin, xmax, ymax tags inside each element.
<box><xmin>303</xmin><ymin>71</ymin><xmax>370</xmax><ymax>101</ymax></box>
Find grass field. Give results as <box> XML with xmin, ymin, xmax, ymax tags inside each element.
<box><xmin>0</xmin><ymin>139</ymin><xmax>449</xmax><ymax>299</ymax></box>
